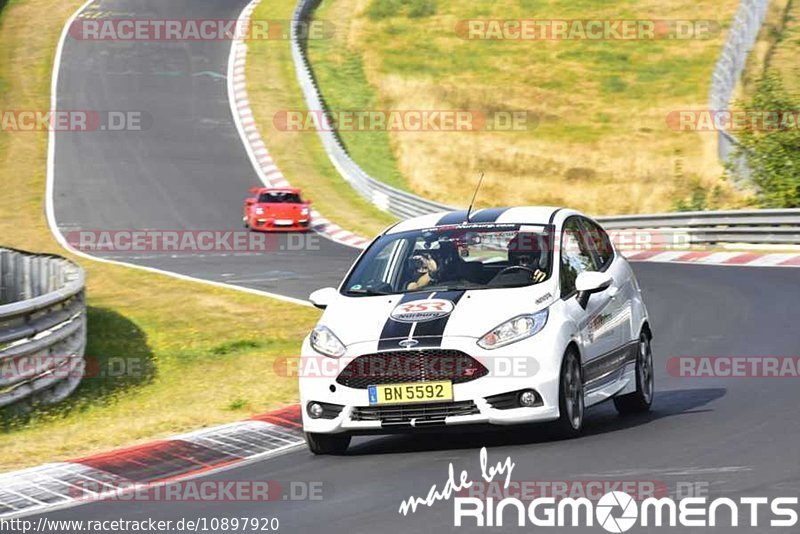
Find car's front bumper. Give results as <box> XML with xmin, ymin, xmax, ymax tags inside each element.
<box><xmin>249</xmin><ymin>216</ymin><xmax>310</xmax><ymax>231</ymax></box>
<box><xmin>299</xmin><ymin>335</ymin><xmax>565</xmax><ymax>435</ymax></box>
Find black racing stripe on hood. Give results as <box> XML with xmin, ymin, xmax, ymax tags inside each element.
<box><xmin>377</xmin><ymin>292</ymin><xmax>435</xmax><ymax>351</ymax></box>
<box><xmin>436</xmin><ymin>210</ymin><xmax>469</xmax><ymax>225</ymax></box>
<box><xmin>408</xmin><ymin>290</ymin><xmax>466</xmax><ymax>348</ymax></box>
<box><xmin>467</xmin><ymin>207</ymin><xmax>510</xmax><ymax>223</ymax></box>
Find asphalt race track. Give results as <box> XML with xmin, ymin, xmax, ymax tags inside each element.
<box><xmin>47</xmin><ymin>1</ymin><xmax>800</xmax><ymax>533</ymax></box>
<box><xmin>52</xmin><ymin>0</ymin><xmax>358</xmax><ymax>301</ymax></box>
<box><xmin>33</xmin><ymin>263</ymin><xmax>800</xmax><ymax>532</ymax></box>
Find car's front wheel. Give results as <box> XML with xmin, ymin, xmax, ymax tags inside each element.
<box><xmin>305</xmin><ymin>432</ymin><xmax>351</xmax><ymax>455</ymax></box>
<box><xmin>554</xmin><ymin>348</ymin><xmax>584</xmax><ymax>438</ymax></box>
<box><xmin>613</xmin><ymin>332</ymin><xmax>654</xmax><ymax>414</ymax></box>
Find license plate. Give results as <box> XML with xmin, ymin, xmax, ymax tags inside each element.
<box><xmin>368</xmin><ymin>381</ymin><xmax>453</xmax><ymax>405</ymax></box>
<box><xmin>274</xmin><ymin>219</ymin><xmax>294</xmax><ymax>226</ymax></box>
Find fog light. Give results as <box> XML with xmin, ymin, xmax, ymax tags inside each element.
<box><xmin>308</xmin><ymin>402</ymin><xmax>324</xmax><ymax>419</ymax></box>
<box><xmin>518</xmin><ymin>390</ymin><xmax>538</xmax><ymax>407</ymax></box>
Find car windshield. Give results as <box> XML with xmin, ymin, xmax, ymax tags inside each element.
<box><xmin>258</xmin><ymin>192</ymin><xmax>302</xmax><ymax>203</ymax></box>
<box><xmin>343</xmin><ymin>223</ymin><xmax>553</xmax><ymax>296</ymax></box>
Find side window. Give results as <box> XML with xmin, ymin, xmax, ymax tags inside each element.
<box><xmin>356</xmin><ymin>240</ymin><xmax>405</xmax><ymax>289</ymax></box>
<box><xmin>581</xmin><ymin>218</ymin><xmax>614</xmax><ymax>270</ymax></box>
<box><xmin>560</xmin><ymin>218</ymin><xmax>599</xmax><ymax>296</ymax></box>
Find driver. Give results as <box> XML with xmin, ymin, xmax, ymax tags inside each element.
<box><xmin>405</xmin><ymin>252</ymin><xmax>439</xmax><ymax>290</ymax></box>
<box><xmin>506</xmin><ymin>233</ymin><xmax>547</xmax><ymax>283</ymax></box>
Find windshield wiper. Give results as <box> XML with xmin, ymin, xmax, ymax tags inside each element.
<box><xmin>408</xmin><ymin>285</ymin><xmax>474</xmax><ymax>293</ymax></box>
<box><xmin>346</xmin><ymin>287</ymin><xmax>392</xmax><ymax>296</ymax></box>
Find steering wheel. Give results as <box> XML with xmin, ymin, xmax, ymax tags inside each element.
<box><xmin>497</xmin><ymin>265</ymin><xmax>538</xmax><ymax>277</ymax></box>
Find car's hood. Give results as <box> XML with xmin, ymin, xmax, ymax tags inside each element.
<box><xmin>319</xmin><ymin>285</ymin><xmax>557</xmax><ymax>346</ymax></box>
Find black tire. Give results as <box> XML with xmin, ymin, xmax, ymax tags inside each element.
<box><xmin>243</xmin><ymin>217</ymin><xmax>250</xmax><ymax>230</ymax></box>
<box><xmin>613</xmin><ymin>332</ymin><xmax>654</xmax><ymax>414</ymax></box>
<box><xmin>553</xmin><ymin>348</ymin><xmax>584</xmax><ymax>438</ymax></box>
<box><xmin>305</xmin><ymin>432</ymin><xmax>351</xmax><ymax>455</ymax></box>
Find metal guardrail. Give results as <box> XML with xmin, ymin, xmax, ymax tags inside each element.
<box><xmin>709</xmin><ymin>0</ymin><xmax>770</xmax><ymax>181</ymax></box>
<box><xmin>597</xmin><ymin>208</ymin><xmax>800</xmax><ymax>245</ymax></box>
<box><xmin>0</xmin><ymin>248</ymin><xmax>86</xmax><ymax>410</ymax></box>
<box><xmin>289</xmin><ymin>0</ymin><xmax>798</xmax><ymax>245</ymax></box>
<box><xmin>290</xmin><ymin>0</ymin><xmax>454</xmax><ymax>219</ymax></box>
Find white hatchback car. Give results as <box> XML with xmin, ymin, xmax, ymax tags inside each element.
<box><xmin>300</xmin><ymin>207</ymin><xmax>654</xmax><ymax>454</ymax></box>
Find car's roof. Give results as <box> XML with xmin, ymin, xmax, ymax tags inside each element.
<box><xmin>385</xmin><ymin>206</ymin><xmax>578</xmax><ymax>235</ymax></box>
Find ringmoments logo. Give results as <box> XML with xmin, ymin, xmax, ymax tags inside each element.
<box><xmin>453</xmin><ymin>491</ymin><xmax>800</xmax><ymax>529</ymax></box>
<box><xmin>397</xmin><ymin>448</ymin><xmax>800</xmax><ymax>530</ymax></box>
<box><xmin>596</xmin><ymin>491</ymin><xmax>638</xmax><ymax>532</ymax></box>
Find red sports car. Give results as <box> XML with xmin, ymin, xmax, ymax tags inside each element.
<box><xmin>243</xmin><ymin>187</ymin><xmax>312</xmax><ymax>232</ymax></box>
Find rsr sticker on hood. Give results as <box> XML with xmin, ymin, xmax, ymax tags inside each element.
<box><xmin>390</xmin><ymin>299</ymin><xmax>455</xmax><ymax>323</ymax></box>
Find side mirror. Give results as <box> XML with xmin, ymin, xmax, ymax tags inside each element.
<box><xmin>305</xmin><ymin>198</ymin><xmax>312</xmax><ymax>204</ymax></box>
<box><xmin>245</xmin><ymin>198</ymin><xmax>256</xmax><ymax>205</ymax></box>
<box><xmin>575</xmin><ymin>271</ymin><xmax>613</xmax><ymax>309</ymax></box>
<box><xmin>309</xmin><ymin>287</ymin><xmax>337</xmax><ymax>310</ymax></box>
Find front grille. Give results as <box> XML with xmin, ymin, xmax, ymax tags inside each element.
<box><xmin>352</xmin><ymin>400</ymin><xmax>479</xmax><ymax>423</ymax></box>
<box><xmin>336</xmin><ymin>350</ymin><xmax>488</xmax><ymax>389</ymax></box>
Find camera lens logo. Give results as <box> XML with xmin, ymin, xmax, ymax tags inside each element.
<box><xmin>596</xmin><ymin>491</ymin><xmax>638</xmax><ymax>533</ymax></box>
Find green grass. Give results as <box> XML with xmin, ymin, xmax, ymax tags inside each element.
<box><xmin>767</xmin><ymin>0</ymin><xmax>800</xmax><ymax>96</ymax></box>
<box><xmin>0</xmin><ymin>0</ymin><xmax>318</xmax><ymax>471</ymax></box>
<box><xmin>365</xmin><ymin>0</ymin><xmax>439</xmax><ymax>20</ymax></box>
<box><xmin>306</xmin><ymin>35</ymin><xmax>407</xmax><ymax>190</ymax></box>
<box><xmin>245</xmin><ymin>0</ymin><xmax>397</xmax><ymax>238</ymax></box>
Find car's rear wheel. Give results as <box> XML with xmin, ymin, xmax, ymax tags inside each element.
<box><xmin>554</xmin><ymin>348</ymin><xmax>584</xmax><ymax>438</ymax></box>
<box><xmin>305</xmin><ymin>432</ymin><xmax>351</xmax><ymax>455</ymax></box>
<box><xmin>613</xmin><ymin>332</ymin><xmax>654</xmax><ymax>414</ymax></box>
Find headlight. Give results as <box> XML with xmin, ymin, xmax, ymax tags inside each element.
<box><xmin>310</xmin><ymin>325</ymin><xmax>346</xmax><ymax>358</ymax></box>
<box><xmin>477</xmin><ymin>309</ymin><xmax>548</xmax><ymax>350</ymax></box>
<box><xmin>255</xmin><ymin>207</ymin><xmax>264</xmax><ymax>215</ymax></box>
<box><xmin>301</xmin><ymin>207</ymin><xmax>310</xmax><ymax>216</ymax></box>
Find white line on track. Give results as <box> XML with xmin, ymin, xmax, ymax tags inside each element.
<box><xmin>224</xmin><ymin>0</ymin><xmax>370</xmax><ymax>250</ymax></box>
<box><xmin>44</xmin><ymin>0</ymin><xmax>312</xmax><ymax>308</ymax></box>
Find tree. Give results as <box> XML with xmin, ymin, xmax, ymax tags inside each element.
<box><xmin>731</xmin><ymin>73</ymin><xmax>800</xmax><ymax>208</ymax></box>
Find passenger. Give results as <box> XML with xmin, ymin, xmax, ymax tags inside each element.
<box><xmin>405</xmin><ymin>253</ymin><xmax>439</xmax><ymax>290</ymax></box>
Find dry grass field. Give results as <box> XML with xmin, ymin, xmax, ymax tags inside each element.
<box><xmin>306</xmin><ymin>0</ymin><xmax>748</xmax><ymax>214</ymax></box>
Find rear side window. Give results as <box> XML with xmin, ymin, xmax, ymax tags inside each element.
<box><xmin>581</xmin><ymin>218</ymin><xmax>614</xmax><ymax>270</ymax></box>
<box><xmin>560</xmin><ymin>217</ymin><xmax>599</xmax><ymax>297</ymax></box>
